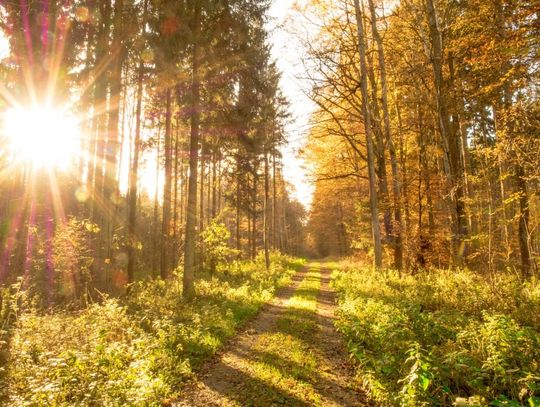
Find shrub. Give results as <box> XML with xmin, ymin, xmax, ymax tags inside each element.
<box><xmin>332</xmin><ymin>264</ymin><xmax>540</xmax><ymax>406</ymax></box>
<box><xmin>199</xmin><ymin>220</ymin><xmax>239</xmax><ymax>272</ymax></box>
<box><xmin>3</xmin><ymin>253</ymin><xmax>303</xmax><ymax>405</ymax></box>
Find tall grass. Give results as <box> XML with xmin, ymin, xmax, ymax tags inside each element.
<box><xmin>2</xmin><ymin>253</ymin><xmax>303</xmax><ymax>406</ymax></box>
<box><xmin>332</xmin><ymin>262</ymin><xmax>540</xmax><ymax>406</ymax></box>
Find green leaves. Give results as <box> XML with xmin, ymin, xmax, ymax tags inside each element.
<box><xmin>199</xmin><ymin>220</ymin><xmax>239</xmax><ymax>269</ymax></box>
<box><xmin>4</xmin><ymin>255</ymin><xmax>300</xmax><ymax>405</ymax></box>
<box><xmin>333</xmin><ymin>265</ymin><xmax>540</xmax><ymax>405</ymax></box>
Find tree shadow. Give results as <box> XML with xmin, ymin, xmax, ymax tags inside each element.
<box><xmin>201</xmin><ymin>361</ymin><xmax>312</xmax><ymax>406</ymax></box>
<box><xmin>229</xmin><ymin>344</ymin><xmax>366</xmax><ymax>406</ymax></box>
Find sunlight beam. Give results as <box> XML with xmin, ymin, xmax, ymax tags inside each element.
<box><xmin>2</xmin><ymin>105</ymin><xmax>81</xmax><ymax>170</ymax></box>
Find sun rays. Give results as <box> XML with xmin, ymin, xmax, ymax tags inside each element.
<box><xmin>2</xmin><ymin>105</ymin><xmax>81</xmax><ymax>170</ymax></box>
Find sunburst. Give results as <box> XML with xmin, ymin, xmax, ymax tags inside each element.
<box><xmin>2</xmin><ymin>104</ymin><xmax>81</xmax><ymax>170</ymax></box>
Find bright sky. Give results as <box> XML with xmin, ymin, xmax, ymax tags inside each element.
<box><xmin>268</xmin><ymin>0</ymin><xmax>315</xmax><ymax>208</ymax></box>
<box><xmin>0</xmin><ymin>34</ymin><xmax>8</xmax><ymax>59</ymax></box>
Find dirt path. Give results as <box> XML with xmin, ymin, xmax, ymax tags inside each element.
<box><xmin>174</xmin><ymin>264</ymin><xmax>369</xmax><ymax>406</ymax></box>
<box><xmin>309</xmin><ymin>266</ymin><xmax>367</xmax><ymax>406</ymax></box>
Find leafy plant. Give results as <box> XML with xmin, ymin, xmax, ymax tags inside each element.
<box><xmin>332</xmin><ymin>263</ymin><xmax>540</xmax><ymax>405</ymax></box>
<box><xmin>2</xmin><ymin>254</ymin><xmax>302</xmax><ymax>405</ymax></box>
<box><xmin>199</xmin><ymin>220</ymin><xmax>239</xmax><ymax>272</ymax></box>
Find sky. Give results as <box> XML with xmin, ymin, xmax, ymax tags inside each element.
<box><xmin>0</xmin><ymin>34</ymin><xmax>8</xmax><ymax>59</ymax></box>
<box><xmin>267</xmin><ymin>0</ymin><xmax>315</xmax><ymax>208</ymax></box>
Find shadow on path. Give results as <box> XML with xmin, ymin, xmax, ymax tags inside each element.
<box><xmin>174</xmin><ymin>264</ymin><xmax>371</xmax><ymax>406</ymax></box>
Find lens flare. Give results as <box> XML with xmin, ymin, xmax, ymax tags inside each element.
<box><xmin>2</xmin><ymin>106</ymin><xmax>81</xmax><ymax>170</ymax></box>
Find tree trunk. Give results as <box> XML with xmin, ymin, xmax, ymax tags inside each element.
<box><xmin>126</xmin><ymin>38</ymin><xmax>145</xmax><ymax>284</ymax></box>
<box><xmin>367</xmin><ymin>0</ymin><xmax>403</xmax><ymax>270</ymax></box>
<box><xmin>212</xmin><ymin>153</ymin><xmax>217</xmax><ymax>219</ymax></box>
<box><xmin>236</xmin><ymin>163</ymin><xmax>241</xmax><ymax>253</ymax></box>
<box><xmin>173</xmin><ymin>121</ymin><xmax>180</xmax><ymax>268</ymax></box>
<box><xmin>90</xmin><ymin>0</ymin><xmax>111</xmax><ymax>223</ymax></box>
<box><xmin>366</xmin><ymin>32</ymin><xmax>392</xmax><ymax>246</ymax></box>
<box><xmin>103</xmin><ymin>0</ymin><xmax>125</xmax><ymax>266</ymax></box>
<box><xmin>515</xmin><ymin>163</ymin><xmax>532</xmax><ymax>277</ymax></box>
<box><xmin>353</xmin><ymin>0</ymin><xmax>383</xmax><ymax>268</ymax></box>
<box><xmin>425</xmin><ymin>0</ymin><xmax>468</xmax><ymax>263</ymax></box>
<box><xmin>160</xmin><ymin>89</ymin><xmax>173</xmax><ymax>279</ymax></box>
<box><xmin>199</xmin><ymin>137</ymin><xmax>205</xmax><ymax>236</ymax></box>
<box><xmin>272</xmin><ymin>153</ymin><xmax>277</xmax><ymax>250</ymax></box>
<box><xmin>251</xmin><ymin>169</ymin><xmax>258</xmax><ymax>260</ymax></box>
<box><xmin>263</xmin><ymin>153</ymin><xmax>270</xmax><ymax>271</ymax></box>
<box><xmin>183</xmin><ymin>4</ymin><xmax>202</xmax><ymax>297</ymax></box>
<box><xmin>152</xmin><ymin>125</ymin><xmax>162</xmax><ymax>276</ymax></box>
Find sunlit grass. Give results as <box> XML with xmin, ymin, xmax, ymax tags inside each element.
<box><xmin>332</xmin><ymin>262</ymin><xmax>540</xmax><ymax>405</ymax></box>
<box><xmin>2</xmin><ymin>255</ymin><xmax>301</xmax><ymax>405</ymax></box>
<box><xmin>223</xmin><ymin>267</ymin><xmax>325</xmax><ymax>405</ymax></box>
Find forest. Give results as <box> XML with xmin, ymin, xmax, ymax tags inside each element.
<box><xmin>0</xmin><ymin>0</ymin><xmax>539</xmax><ymax>405</ymax></box>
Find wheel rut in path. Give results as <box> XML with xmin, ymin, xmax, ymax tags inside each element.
<box><xmin>311</xmin><ymin>266</ymin><xmax>370</xmax><ymax>406</ymax></box>
<box><xmin>174</xmin><ymin>263</ymin><xmax>370</xmax><ymax>406</ymax></box>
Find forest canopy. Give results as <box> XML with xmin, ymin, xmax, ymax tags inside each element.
<box><xmin>0</xmin><ymin>0</ymin><xmax>306</xmax><ymax>300</ymax></box>
<box><xmin>302</xmin><ymin>0</ymin><xmax>539</xmax><ymax>274</ymax></box>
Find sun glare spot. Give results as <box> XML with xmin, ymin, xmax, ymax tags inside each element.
<box><xmin>2</xmin><ymin>106</ymin><xmax>81</xmax><ymax>170</ymax></box>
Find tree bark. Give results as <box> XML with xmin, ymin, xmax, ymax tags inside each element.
<box><xmin>367</xmin><ymin>0</ymin><xmax>403</xmax><ymax>270</ymax></box>
<box><xmin>183</xmin><ymin>4</ymin><xmax>202</xmax><ymax>297</ymax></box>
<box><xmin>104</xmin><ymin>0</ymin><xmax>125</xmax><ymax>263</ymax></box>
<box><xmin>236</xmin><ymin>161</ymin><xmax>241</xmax><ymax>253</ymax></box>
<box><xmin>425</xmin><ymin>0</ymin><xmax>468</xmax><ymax>263</ymax></box>
<box><xmin>152</xmin><ymin>125</ymin><xmax>162</xmax><ymax>276</ymax></box>
<box><xmin>353</xmin><ymin>0</ymin><xmax>383</xmax><ymax>268</ymax></box>
<box><xmin>126</xmin><ymin>34</ymin><xmax>146</xmax><ymax>284</ymax></box>
<box><xmin>263</xmin><ymin>152</ymin><xmax>270</xmax><ymax>271</ymax></box>
<box><xmin>160</xmin><ymin>88</ymin><xmax>173</xmax><ymax>279</ymax></box>
<box><xmin>90</xmin><ymin>0</ymin><xmax>112</xmax><ymax>225</ymax></box>
<box><xmin>173</xmin><ymin>121</ymin><xmax>180</xmax><ymax>268</ymax></box>
<box><xmin>515</xmin><ymin>163</ymin><xmax>532</xmax><ymax>277</ymax></box>
<box><xmin>272</xmin><ymin>153</ymin><xmax>277</xmax><ymax>250</ymax></box>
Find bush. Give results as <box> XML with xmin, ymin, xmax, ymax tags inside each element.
<box><xmin>199</xmin><ymin>220</ymin><xmax>239</xmax><ymax>272</ymax></box>
<box><xmin>0</xmin><ymin>279</ymin><xmax>25</xmax><ymax>400</ymax></box>
<box><xmin>3</xmin><ymin>254</ymin><xmax>303</xmax><ymax>406</ymax></box>
<box><xmin>332</xmin><ymin>264</ymin><xmax>540</xmax><ymax>406</ymax></box>
<box><xmin>52</xmin><ymin>218</ymin><xmax>99</xmax><ymax>303</ymax></box>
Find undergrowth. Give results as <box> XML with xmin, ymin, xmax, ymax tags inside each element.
<box><xmin>332</xmin><ymin>261</ymin><xmax>540</xmax><ymax>406</ymax></box>
<box><xmin>1</xmin><ymin>253</ymin><xmax>303</xmax><ymax>406</ymax></box>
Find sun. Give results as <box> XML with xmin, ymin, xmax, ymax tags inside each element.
<box><xmin>3</xmin><ymin>105</ymin><xmax>81</xmax><ymax>170</ymax></box>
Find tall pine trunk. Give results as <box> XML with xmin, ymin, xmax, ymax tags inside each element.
<box><xmin>263</xmin><ymin>152</ymin><xmax>270</xmax><ymax>271</ymax></box>
<box><xmin>160</xmin><ymin>89</ymin><xmax>173</xmax><ymax>279</ymax></box>
<box><xmin>183</xmin><ymin>4</ymin><xmax>202</xmax><ymax>297</ymax></box>
<box><xmin>104</xmin><ymin>0</ymin><xmax>125</xmax><ymax>265</ymax></box>
<box><xmin>126</xmin><ymin>39</ymin><xmax>145</xmax><ymax>283</ymax></box>
<box><xmin>152</xmin><ymin>125</ymin><xmax>162</xmax><ymax>276</ymax></box>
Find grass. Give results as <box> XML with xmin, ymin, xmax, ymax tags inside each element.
<box><xmin>222</xmin><ymin>266</ymin><xmax>324</xmax><ymax>406</ymax></box>
<box><xmin>1</xmin><ymin>253</ymin><xmax>304</xmax><ymax>406</ymax></box>
<box><xmin>331</xmin><ymin>260</ymin><xmax>540</xmax><ymax>406</ymax></box>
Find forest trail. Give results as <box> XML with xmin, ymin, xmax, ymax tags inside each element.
<box><xmin>174</xmin><ymin>264</ymin><xmax>369</xmax><ymax>406</ymax></box>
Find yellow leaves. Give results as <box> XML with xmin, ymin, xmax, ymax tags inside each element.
<box><xmin>84</xmin><ymin>221</ymin><xmax>100</xmax><ymax>234</ymax></box>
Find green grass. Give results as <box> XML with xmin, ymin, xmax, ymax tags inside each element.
<box><xmin>1</xmin><ymin>253</ymin><xmax>304</xmax><ymax>406</ymax></box>
<box><xmin>332</xmin><ymin>261</ymin><xmax>540</xmax><ymax>406</ymax></box>
<box><xmin>222</xmin><ymin>266</ymin><xmax>324</xmax><ymax>406</ymax></box>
